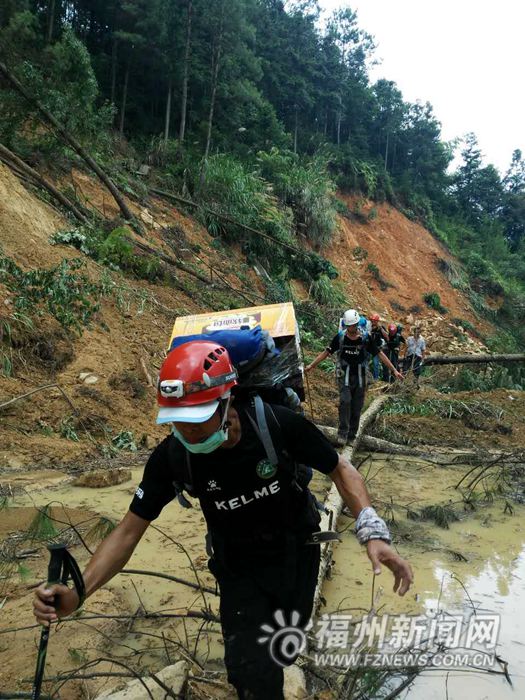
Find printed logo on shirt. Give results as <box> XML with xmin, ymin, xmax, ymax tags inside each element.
<box><xmin>135</xmin><ymin>487</ymin><xmax>144</xmax><ymax>499</ymax></box>
<box><xmin>256</xmin><ymin>458</ymin><xmax>277</xmax><ymax>479</ymax></box>
<box><xmin>215</xmin><ymin>480</ymin><xmax>280</xmax><ymax>511</ymax></box>
<box><xmin>207</xmin><ymin>479</ymin><xmax>221</xmax><ymax>492</ymax></box>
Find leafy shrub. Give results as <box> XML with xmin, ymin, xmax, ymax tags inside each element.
<box><xmin>352</xmin><ymin>246</ymin><xmax>368</xmax><ymax>260</ymax></box>
<box><xmin>51</xmin><ymin>226</ymin><xmax>162</xmax><ymax>281</ymax></box>
<box><xmin>310</xmin><ymin>275</ymin><xmax>346</xmax><ymax>307</ymax></box>
<box><xmin>0</xmin><ymin>252</ymin><xmax>103</xmax><ymax>331</ymax></box>
<box><xmin>194</xmin><ymin>154</ymin><xmax>293</xmax><ymax>274</ymax></box>
<box><xmin>367</xmin><ymin>263</ymin><xmax>394</xmax><ymax>291</ymax></box>
<box><xmin>256</xmin><ymin>148</ymin><xmax>337</xmax><ymax>247</ymax></box>
<box><xmin>437</xmin><ymin>366</ymin><xmax>524</xmax><ymax>393</ymax></box>
<box><xmin>465</xmin><ymin>252</ymin><xmax>504</xmax><ymax>297</ymax></box>
<box><xmin>423</xmin><ymin>292</ymin><xmax>447</xmax><ymax>314</ymax></box>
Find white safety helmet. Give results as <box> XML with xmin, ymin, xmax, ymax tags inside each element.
<box><xmin>342</xmin><ymin>309</ymin><xmax>360</xmax><ymax>326</ymax></box>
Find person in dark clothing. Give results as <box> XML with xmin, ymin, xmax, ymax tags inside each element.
<box><xmin>305</xmin><ymin>309</ymin><xmax>403</xmax><ymax>446</ymax></box>
<box><xmin>382</xmin><ymin>323</ymin><xmax>406</xmax><ymax>383</ymax></box>
<box><xmin>33</xmin><ymin>340</ymin><xmax>413</xmax><ymax>700</ymax></box>
<box><xmin>369</xmin><ymin>313</ymin><xmax>388</xmax><ymax>380</ymax></box>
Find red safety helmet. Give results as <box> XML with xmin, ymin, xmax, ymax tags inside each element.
<box><xmin>370</xmin><ymin>313</ymin><xmax>380</xmax><ymax>322</ymax></box>
<box><xmin>156</xmin><ymin>341</ymin><xmax>237</xmax><ymax>424</ymax></box>
<box><xmin>388</xmin><ymin>323</ymin><xmax>397</xmax><ymax>334</ymax></box>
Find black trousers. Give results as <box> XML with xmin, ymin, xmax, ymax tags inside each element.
<box><xmin>382</xmin><ymin>349</ymin><xmax>399</xmax><ymax>383</ymax></box>
<box><xmin>337</xmin><ymin>371</ymin><xmax>366</xmax><ymax>439</ymax></box>
<box><xmin>209</xmin><ymin>538</ymin><xmax>320</xmax><ymax>699</ymax></box>
<box><xmin>404</xmin><ymin>353</ymin><xmax>422</xmax><ymax>377</ymax></box>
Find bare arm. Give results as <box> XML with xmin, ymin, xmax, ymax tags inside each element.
<box><xmin>305</xmin><ymin>348</ymin><xmax>330</xmax><ymax>372</ymax></box>
<box><xmin>329</xmin><ymin>454</ymin><xmax>371</xmax><ymax>516</ymax></box>
<box><xmin>329</xmin><ymin>455</ymin><xmax>413</xmax><ymax>595</ymax></box>
<box><xmin>33</xmin><ymin>511</ymin><xmax>150</xmax><ymax>624</ymax></box>
<box><xmin>378</xmin><ymin>350</ymin><xmax>403</xmax><ymax>378</ymax></box>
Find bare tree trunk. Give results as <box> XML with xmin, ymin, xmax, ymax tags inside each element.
<box><xmin>119</xmin><ymin>61</ymin><xmax>130</xmax><ymax>136</ymax></box>
<box><xmin>0</xmin><ymin>61</ymin><xmax>134</xmax><ymax>222</ymax></box>
<box><xmin>384</xmin><ymin>130</ymin><xmax>389</xmax><ymax>169</ymax></box>
<box><xmin>178</xmin><ymin>0</ymin><xmax>193</xmax><ymax>145</ymax></box>
<box><xmin>424</xmin><ymin>353</ymin><xmax>525</xmax><ymax>366</ymax></box>
<box><xmin>164</xmin><ymin>78</ymin><xmax>172</xmax><ymax>143</ymax></box>
<box><xmin>110</xmin><ymin>37</ymin><xmax>118</xmax><ymax>108</ymax></box>
<box><xmin>203</xmin><ymin>24</ymin><xmax>223</xmax><ymax>163</ymax></box>
<box><xmin>293</xmin><ymin>105</ymin><xmax>298</xmax><ymax>154</ymax></box>
<box><xmin>47</xmin><ymin>0</ymin><xmax>56</xmax><ymax>43</ymax></box>
<box><xmin>0</xmin><ymin>142</ymin><xmax>87</xmax><ymax>223</ymax></box>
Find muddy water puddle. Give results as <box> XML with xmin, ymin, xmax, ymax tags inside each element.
<box><xmin>0</xmin><ymin>468</ymin><xmax>221</xmax><ymax>697</ymax></box>
<box><xmin>323</xmin><ymin>453</ymin><xmax>525</xmax><ymax>699</ymax></box>
<box><xmin>2</xmin><ymin>455</ymin><xmax>524</xmax><ymax>699</ymax></box>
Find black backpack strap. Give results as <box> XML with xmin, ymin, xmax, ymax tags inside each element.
<box><xmin>167</xmin><ymin>436</ymin><xmax>194</xmax><ymax>508</ymax></box>
<box><xmin>245</xmin><ymin>395</ymin><xmax>303</xmax><ymax>492</ymax></box>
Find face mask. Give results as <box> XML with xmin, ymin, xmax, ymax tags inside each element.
<box><xmin>172</xmin><ymin>425</ymin><xmax>228</xmax><ymax>454</ymax></box>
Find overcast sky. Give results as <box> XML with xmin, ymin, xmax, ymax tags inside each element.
<box><xmin>318</xmin><ymin>0</ymin><xmax>525</xmax><ymax>174</ymax></box>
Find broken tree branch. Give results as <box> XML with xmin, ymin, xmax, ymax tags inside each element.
<box><xmin>0</xmin><ymin>60</ymin><xmax>135</xmax><ymax>223</ymax></box>
<box><xmin>150</xmin><ymin>187</ymin><xmax>305</xmax><ymax>255</ymax></box>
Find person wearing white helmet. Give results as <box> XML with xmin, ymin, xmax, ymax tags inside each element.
<box><xmin>306</xmin><ymin>309</ymin><xmax>403</xmax><ymax>446</ymax></box>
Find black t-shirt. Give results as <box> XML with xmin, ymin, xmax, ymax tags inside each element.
<box><xmin>129</xmin><ymin>403</ymin><xmax>338</xmax><ymax>540</ymax></box>
<box><xmin>327</xmin><ymin>332</ymin><xmax>380</xmax><ymax>373</ymax></box>
<box><xmin>371</xmin><ymin>326</ymin><xmax>386</xmax><ymax>347</ymax></box>
<box><xmin>386</xmin><ymin>333</ymin><xmax>405</xmax><ymax>352</ymax></box>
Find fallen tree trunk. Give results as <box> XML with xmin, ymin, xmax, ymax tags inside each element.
<box><xmin>312</xmin><ymin>395</ymin><xmax>389</xmax><ymax>615</ymax></box>
<box><xmin>317</xmin><ymin>425</ymin><xmax>512</xmax><ymax>465</ymax></box>
<box><xmin>0</xmin><ymin>61</ymin><xmax>135</xmax><ymax>223</ymax></box>
<box><xmin>0</xmin><ymin>142</ymin><xmax>88</xmax><ymax>223</ymax></box>
<box><xmin>423</xmin><ymin>353</ymin><xmax>525</xmax><ymax>366</ymax></box>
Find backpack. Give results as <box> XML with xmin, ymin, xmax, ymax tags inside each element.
<box><xmin>170</xmin><ymin>326</ymin><xmax>304</xmax><ymax>408</ymax></box>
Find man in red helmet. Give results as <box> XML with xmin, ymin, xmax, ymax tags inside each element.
<box><xmin>33</xmin><ymin>341</ymin><xmax>413</xmax><ymax>699</ymax></box>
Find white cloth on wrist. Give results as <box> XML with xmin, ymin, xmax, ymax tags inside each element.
<box><xmin>355</xmin><ymin>506</ymin><xmax>391</xmax><ymax>545</ymax></box>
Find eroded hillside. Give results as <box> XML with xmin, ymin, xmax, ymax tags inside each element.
<box><xmin>0</xmin><ymin>163</ymin><xmax>495</xmax><ymax>472</ymax></box>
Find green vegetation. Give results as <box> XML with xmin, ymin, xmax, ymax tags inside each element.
<box><xmin>423</xmin><ymin>292</ymin><xmax>448</xmax><ymax>314</ymax></box>
<box><xmin>50</xmin><ymin>226</ymin><xmax>162</xmax><ymax>281</ymax></box>
<box><xmin>0</xmin><ymin>251</ymin><xmax>103</xmax><ymax>331</ymax></box>
<box><xmin>384</xmin><ymin>397</ymin><xmax>504</xmax><ymax>421</ymax></box>
<box><xmin>352</xmin><ymin>246</ymin><xmax>368</xmax><ymax>260</ymax></box>
<box><xmin>437</xmin><ymin>366</ymin><xmax>524</xmax><ymax>393</ymax></box>
<box><xmin>367</xmin><ymin>262</ymin><xmax>394</xmax><ymax>291</ymax></box>
<box><xmin>0</xmin><ymin>1</ymin><xmax>523</xmax><ymax>348</ymax></box>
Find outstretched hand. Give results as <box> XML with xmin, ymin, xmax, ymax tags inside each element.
<box><xmin>366</xmin><ymin>540</ymin><xmax>413</xmax><ymax>596</ymax></box>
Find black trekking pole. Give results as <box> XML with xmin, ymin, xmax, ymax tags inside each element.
<box><xmin>31</xmin><ymin>544</ymin><xmax>68</xmax><ymax>700</ymax></box>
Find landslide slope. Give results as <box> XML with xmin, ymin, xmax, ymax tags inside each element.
<box><xmin>0</xmin><ymin>164</ymin><xmax>491</xmax><ymax>470</ymax></box>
